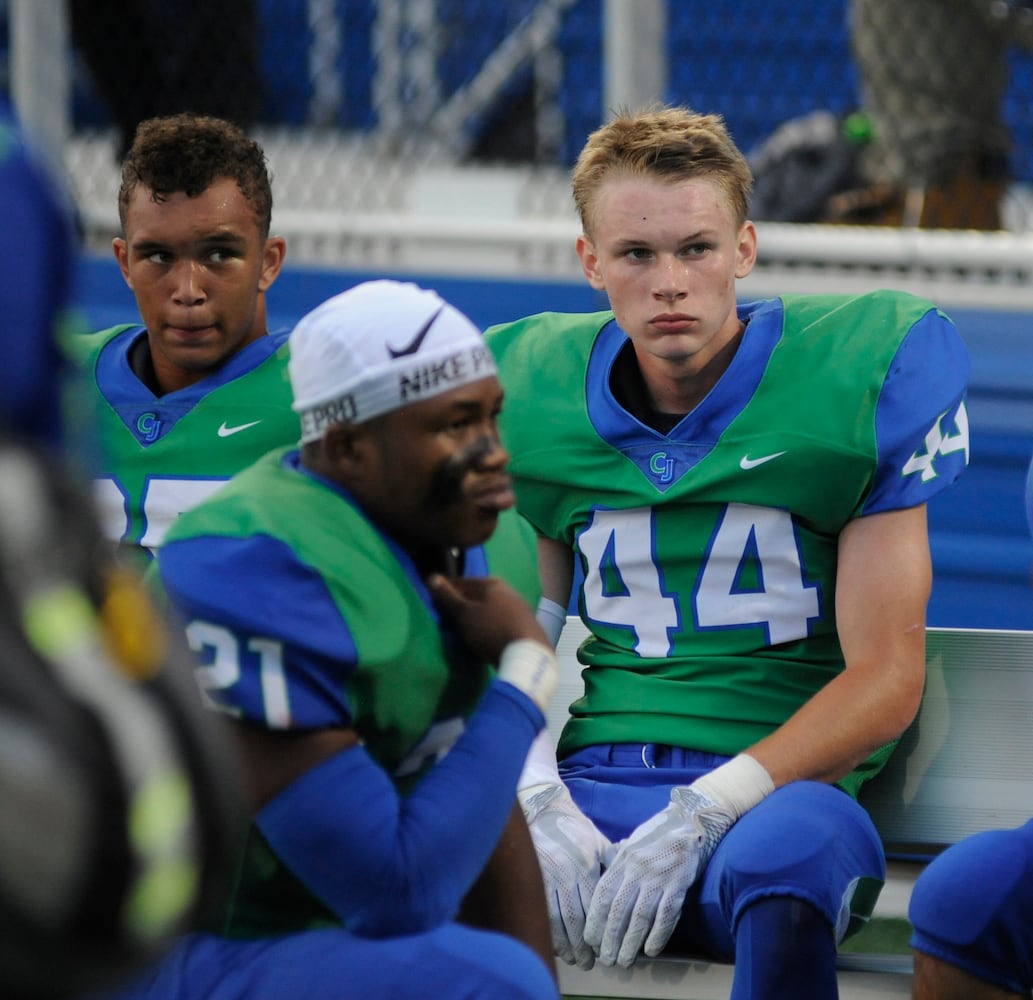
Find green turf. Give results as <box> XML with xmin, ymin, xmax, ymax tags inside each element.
<box><xmin>838</xmin><ymin>915</ymin><xmax>913</xmax><ymax>955</ymax></box>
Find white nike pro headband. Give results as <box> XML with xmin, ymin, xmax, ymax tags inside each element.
<box><xmin>289</xmin><ymin>279</ymin><xmax>498</xmax><ymax>444</ymax></box>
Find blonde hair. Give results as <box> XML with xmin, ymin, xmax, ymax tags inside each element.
<box><xmin>572</xmin><ymin>105</ymin><xmax>753</xmax><ymax>236</ymax></box>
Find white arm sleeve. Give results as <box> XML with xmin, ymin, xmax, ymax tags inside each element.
<box><xmin>518</xmin><ymin>727</ymin><xmax>563</xmax><ymax>792</ymax></box>
<box><xmin>519</xmin><ymin>594</ymin><xmax>567</xmax><ymax>790</ymax></box>
<box><xmin>535</xmin><ymin>596</ymin><xmax>567</xmax><ymax>648</ymax></box>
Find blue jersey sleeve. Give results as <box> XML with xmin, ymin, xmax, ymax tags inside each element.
<box><xmin>866</xmin><ymin>308</ymin><xmax>971</xmax><ymax>514</ymax></box>
<box><xmin>257</xmin><ymin>682</ymin><xmax>544</xmax><ymax>935</ymax></box>
<box><xmin>159</xmin><ymin>533</ymin><xmax>359</xmax><ymax>729</ymax></box>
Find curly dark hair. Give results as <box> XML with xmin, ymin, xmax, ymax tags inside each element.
<box><xmin>117</xmin><ymin>114</ymin><xmax>273</xmax><ymax>237</ymax></box>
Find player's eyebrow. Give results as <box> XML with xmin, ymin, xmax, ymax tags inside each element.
<box><xmin>131</xmin><ymin>231</ymin><xmax>249</xmax><ymax>254</ymax></box>
<box><xmin>437</xmin><ymin>390</ymin><xmax>504</xmax><ymax>423</ymax></box>
<box><xmin>443</xmin><ymin>399</ymin><xmax>485</xmax><ymax>418</ymax></box>
<box><xmin>611</xmin><ymin>226</ymin><xmax>718</xmax><ymax>248</ymax></box>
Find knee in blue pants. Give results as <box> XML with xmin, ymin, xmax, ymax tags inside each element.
<box><xmin>690</xmin><ymin>781</ymin><xmax>885</xmax><ymax>959</ymax></box>
<box><xmin>909</xmin><ymin>819</ymin><xmax>1033</xmax><ymax>996</ymax></box>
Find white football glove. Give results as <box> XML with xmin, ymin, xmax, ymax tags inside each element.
<box><xmin>583</xmin><ymin>785</ymin><xmax>733</xmax><ymax>967</ymax></box>
<box><xmin>519</xmin><ymin>782</ymin><xmax>613</xmax><ymax>969</ymax></box>
<box><xmin>583</xmin><ymin>754</ymin><xmax>774</xmax><ymax>968</ymax></box>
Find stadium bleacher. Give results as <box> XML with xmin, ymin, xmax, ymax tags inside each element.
<box><xmin>65</xmin><ymin>0</ymin><xmax>1033</xmax><ymax>181</ymax></box>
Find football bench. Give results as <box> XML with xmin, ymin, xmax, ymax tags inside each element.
<box><xmin>545</xmin><ymin>619</ymin><xmax>1033</xmax><ymax>1000</ymax></box>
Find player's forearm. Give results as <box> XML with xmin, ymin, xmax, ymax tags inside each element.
<box><xmin>256</xmin><ymin>680</ymin><xmax>545</xmax><ymax>935</ymax></box>
<box><xmin>753</xmin><ymin>505</ymin><xmax>928</xmax><ymax>786</ymax></box>
<box><xmin>747</xmin><ymin>649</ymin><xmax>924</xmax><ymax>787</ymax></box>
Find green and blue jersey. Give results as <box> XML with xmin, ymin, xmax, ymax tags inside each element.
<box><xmin>157</xmin><ymin>448</ymin><xmax>540</xmax><ymax>935</ymax></box>
<box><xmin>67</xmin><ymin>324</ymin><xmax>298</xmax><ymax>565</ymax></box>
<box><xmin>487</xmin><ymin>290</ymin><xmax>970</xmax><ymax>795</ymax></box>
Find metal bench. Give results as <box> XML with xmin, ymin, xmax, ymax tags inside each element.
<box><xmin>547</xmin><ymin>620</ymin><xmax>1033</xmax><ymax>999</ymax></box>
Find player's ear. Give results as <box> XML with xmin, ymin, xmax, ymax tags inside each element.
<box><xmin>113</xmin><ymin>237</ymin><xmax>132</xmax><ymax>287</ymax></box>
<box><xmin>734</xmin><ymin>221</ymin><xmax>758</xmax><ymax>279</ymax></box>
<box><xmin>323</xmin><ymin>422</ymin><xmax>372</xmax><ymax>482</ymax></box>
<box><xmin>576</xmin><ymin>233</ymin><xmax>606</xmax><ymax>291</ymax></box>
<box><xmin>259</xmin><ymin>235</ymin><xmax>287</xmax><ymax>292</ymax></box>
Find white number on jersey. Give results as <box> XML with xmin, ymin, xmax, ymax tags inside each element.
<box><xmin>580</xmin><ymin>508</ymin><xmax>679</xmax><ymax>658</ymax></box>
<box><xmin>186</xmin><ymin>620</ymin><xmax>291</xmax><ymax>727</ymax></box>
<box><xmin>696</xmin><ymin>504</ymin><xmax>820</xmax><ymax>645</ymax></box>
<box><xmin>94</xmin><ymin>476</ymin><xmax>230</xmax><ymax>552</ymax></box>
<box><xmin>902</xmin><ymin>401</ymin><xmax>970</xmax><ymax>483</ymax></box>
<box><xmin>579</xmin><ymin>503</ymin><xmax>819</xmax><ymax>656</ymax></box>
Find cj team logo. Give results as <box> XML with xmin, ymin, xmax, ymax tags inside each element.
<box><xmin>903</xmin><ymin>401</ymin><xmax>970</xmax><ymax>482</ymax></box>
<box><xmin>136</xmin><ymin>412</ymin><xmax>161</xmax><ymax>443</ymax></box>
<box><xmin>649</xmin><ymin>451</ymin><xmax>675</xmax><ymax>483</ymax></box>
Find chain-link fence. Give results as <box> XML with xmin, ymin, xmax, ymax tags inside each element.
<box><xmin>5</xmin><ymin>0</ymin><xmax>1033</xmax><ymax>270</ymax></box>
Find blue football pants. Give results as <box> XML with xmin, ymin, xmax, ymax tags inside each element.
<box><xmin>90</xmin><ymin>923</ymin><xmax>559</xmax><ymax>1000</ymax></box>
<box><xmin>561</xmin><ymin>743</ymin><xmax>886</xmax><ymax>998</ymax></box>
<box><xmin>910</xmin><ymin>818</ymin><xmax>1033</xmax><ymax>996</ymax></box>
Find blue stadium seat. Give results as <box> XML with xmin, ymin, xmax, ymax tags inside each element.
<box><xmin>257</xmin><ymin>0</ymin><xmax>313</xmax><ymax>125</ymax></box>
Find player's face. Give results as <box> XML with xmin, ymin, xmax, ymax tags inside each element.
<box><xmin>114</xmin><ymin>177</ymin><xmax>286</xmax><ymax>394</ymax></box>
<box><xmin>576</xmin><ymin>174</ymin><xmax>756</xmax><ymax>382</ymax></box>
<box><xmin>364</xmin><ymin>376</ymin><xmax>513</xmax><ymax>559</ymax></box>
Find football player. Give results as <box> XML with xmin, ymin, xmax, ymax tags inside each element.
<box><xmin>66</xmin><ymin>114</ymin><xmax>294</xmax><ymax>568</ymax></box>
<box><xmin>486</xmin><ymin>104</ymin><xmax>971</xmax><ymax>997</ymax></box>
<box><xmin>98</xmin><ymin>281</ymin><xmax>561</xmax><ymax>1000</ymax></box>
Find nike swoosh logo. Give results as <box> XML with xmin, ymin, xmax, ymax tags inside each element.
<box><xmin>387</xmin><ymin>305</ymin><xmax>445</xmax><ymax>358</ymax></box>
<box><xmin>739</xmin><ymin>451</ymin><xmax>787</xmax><ymax>470</ymax></box>
<box><xmin>218</xmin><ymin>420</ymin><xmax>262</xmax><ymax>437</ymax></box>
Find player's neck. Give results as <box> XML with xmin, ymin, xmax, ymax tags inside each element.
<box><xmin>408</xmin><ymin>542</ymin><xmax>464</xmax><ymax>580</ymax></box>
<box><xmin>128</xmin><ymin>334</ymin><xmax>162</xmax><ymax>396</ymax></box>
<box><xmin>130</xmin><ymin>338</ymin><xmax>209</xmax><ymax>397</ymax></box>
<box><xmin>637</xmin><ymin>322</ymin><xmax>745</xmax><ymax>417</ymax></box>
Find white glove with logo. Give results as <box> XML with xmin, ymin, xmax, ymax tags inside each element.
<box><xmin>583</xmin><ymin>754</ymin><xmax>774</xmax><ymax>968</ymax></box>
<box><xmin>519</xmin><ymin>781</ymin><xmax>613</xmax><ymax>969</ymax></box>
